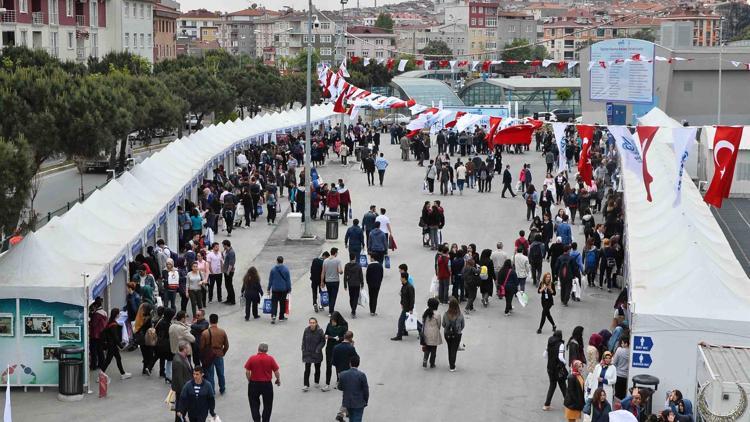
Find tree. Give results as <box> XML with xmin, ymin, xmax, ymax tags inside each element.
<box><xmin>159</xmin><ymin>67</ymin><xmax>234</xmax><ymax>132</ymax></box>
<box><xmin>0</xmin><ymin>135</ymin><xmax>35</xmax><ymax>235</ymax></box>
<box><xmin>501</xmin><ymin>39</ymin><xmax>548</xmax><ymax>61</ymax></box>
<box><xmin>289</xmin><ymin>49</ymin><xmax>321</xmax><ymax>73</ymax></box>
<box><xmin>397</xmin><ymin>54</ymin><xmax>417</xmax><ymax>72</ymax></box>
<box><xmin>718</xmin><ymin>2</ymin><xmax>750</xmax><ymax>41</ymax></box>
<box><xmin>87</xmin><ymin>51</ymin><xmax>152</xmax><ymax>75</ymax></box>
<box><xmin>628</xmin><ymin>29</ymin><xmax>656</xmax><ymax>43</ymax></box>
<box><xmin>419</xmin><ymin>40</ymin><xmax>453</xmax><ymax>60</ymax></box>
<box><xmin>556</xmin><ymin>88</ymin><xmax>573</xmax><ymax>102</ymax></box>
<box><xmin>374</xmin><ymin>13</ymin><xmax>394</xmax><ymax>32</ymax></box>
<box><xmin>345</xmin><ymin>60</ymin><xmax>394</xmax><ymax>88</ymax></box>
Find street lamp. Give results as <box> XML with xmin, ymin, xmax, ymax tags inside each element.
<box><xmin>340</xmin><ymin>0</ymin><xmax>348</xmax><ymax>142</ymax></box>
<box><xmin>302</xmin><ymin>0</ymin><xmax>320</xmax><ymax>238</ymax></box>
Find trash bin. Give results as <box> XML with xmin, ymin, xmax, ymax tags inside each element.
<box><xmin>325</xmin><ymin>212</ymin><xmax>339</xmax><ymax>240</ymax></box>
<box><xmin>58</xmin><ymin>345</ymin><xmax>85</xmax><ymax>401</ymax></box>
<box><xmin>632</xmin><ymin>374</ymin><xmax>660</xmax><ymax>415</ymax></box>
<box><xmin>287</xmin><ymin>212</ymin><xmax>303</xmax><ymax>240</ymax></box>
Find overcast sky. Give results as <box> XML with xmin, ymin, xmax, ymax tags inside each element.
<box><xmin>178</xmin><ymin>0</ymin><xmax>403</xmax><ymax>13</ymax></box>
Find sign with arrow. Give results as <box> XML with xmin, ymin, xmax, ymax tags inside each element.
<box><xmin>633</xmin><ymin>336</ymin><xmax>654</xmax><ymax>352</ymax></box>
<box><xmin>632</xmin><ymin>352</ymin><xmax>653</xmax><ymax>368</ymax></box>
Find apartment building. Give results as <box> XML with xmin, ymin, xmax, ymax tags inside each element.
<box><xmin>345</xmin><ymin>25</ymin><xmax>396</xmax><ymax>60</ymax></box>
<box><xmin>107</xmin><ymin>0</ymin><xmax>155</xmax><ymax>63</ymax></box>
<box><xmin>497</xmin><ymin>12</ymin><xmax>536</xmax><ymax>50</ymax></box>
<box><xmin>427</xmin><ymin>22</ymin><xmax>469</xmax><ymax>57</ymax></box>
<box><xmin>660</xmin><ymin>10</ymin><xmax>720</xmax><ymax>47</ymax></box>
<box><xmin>217</xmin><ymin>7</ymin><xmax>279</xmax><ymax>58</ymax></box>
<box><xmin>0</xmin><ymin>0</ymin><xmax>108</xmax><ymax>62</ymax></box>
<box><xmin>177</xmin><ymin>9</ymin><xmax>221</xmax><ymax>40</ymax></box>
<box><xmin>272</xmin><ymin>12</ymin><xmax>337</xmax><ymax>68</ymax></box>
<box><xmin>394</xmin><ymin>24</ymin><xmax>431</xmax><ymax>55</ymax></box>
<box><xmin>153</xmin><ymin>0</ymin><xmax>178</xmax><ymax>63</ymax></box>
<box><xmin>468</xmin><ymin>1</ymin><xmax>498</xmax><ymax>59</ymax></box>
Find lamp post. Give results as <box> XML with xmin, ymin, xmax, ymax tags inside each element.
<box><xmin>303</xmin><ymin>0</ymin><xmax>318</xmax><ymax>238</ymax></box>
<box><xmin>717</xmin><ymin>16</ymin><xmax>724</xmax><ymax>125</ymax></box>
<box><xmin>340</xmin><ymin>0</ymin><xmax>348</xmax><ymax>138</ymax></box>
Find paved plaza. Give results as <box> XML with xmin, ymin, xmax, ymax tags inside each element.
<box><xmin>12</xmin><ymin>141</ymin><xmax>616</xmax><ymax>421</ymax></box>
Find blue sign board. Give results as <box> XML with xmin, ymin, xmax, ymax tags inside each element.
<box><xmin>632</xmin><ymin>353</ymin><xmax>653</xmax><ymax>368</ymax></box>
<box><xmin>633</xmin><ymin>336</ymin><xmax>654</xmax><ymax>352</ymax></box>
<box><xmin>112</xmin><ymin>255</ymin><xmax>127</xmax><ymax>275</ymax></box>
<box><xmin>158</xmin><ymin>212</ymin><xmax>167</xmax><ymax>225</ymax></box>
<box><xmin>131</xmin><ymin>239</ymin><xmax>143</xmax><ymax>256</ymax></box>
<box><xmin>147</xmin><ymin>224</ymin><xmax>157</xmax><ymax>239</ymax></box>
<box><xmin>169</xmin><ymin>201</ymin><xmax>177</xmax><ymax>212</ymax></box>
<box><xmin>91</xmin><ymin>274</ymin><xmax>109</xmax><ymax>300</ymax></box>
<box><xmin>606</xmin><ymin>103</ymin><xmax>627</xmax><ymax>125</ymax></box>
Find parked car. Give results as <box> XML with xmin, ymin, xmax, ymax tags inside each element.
<box><xmin>550</xmin><ymin>109</ymin><xmax>576</xmax><ymax>123</ymax></box>
<box><xmin>372</xmin><ymin>113</ymin><xmax>411</xmax><ymax>129</ymax></box>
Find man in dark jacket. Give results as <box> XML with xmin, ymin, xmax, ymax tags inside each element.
<box><xmin>332</xmin><ymin>331</ymin><xmax>359</xmax><ymax>422</ymax></box>
<box><xmin>190</xmin><ymin>310</ymin><xmax>209</xmax><ymax>366</ymax></box>
<box><xmin>344</xmin><ymin>219</ymin><xmax>365</xmax><ymax>261</ymax></box>
<box><xmin>178</xmin><ymin>365</ymin><xmax>216</xmax><ymax>422</ymax></box>
<box><xmin>361</xmin><ymin>206</ymin><xmax>378</xmax><ymax>244</ymax></box>
<box><xmin>172</xmin><ymin>341</ymin><xmax>194</xmax><ymax>422</ymax></box>
<box><xmin>338</xmin><ymin>355</ymin><xmax>369</xmax><ymax>422</ymax></box>
<box><xmin>267</xmin><ymin>256</ymin><xmax>292</xmax><ymax>323</ymax></box>
<box><xmin>391</xmin><ymin>272</ymin><xmax>415</xmax><ymax>341</ymax></box>
<box><xmin>367</xmin><ymin>222</ymin><xmax>387</xmax><ymax>264</ymax></box>
<box><xmin>501</xmin><ymin>165</ymin><xmax>516</xmax><ymax>198</ymax></box>
<box><xmin>555</xmin><ymin>245</ymin><xmax>581</xmax><ymax>306</ymax></box>
<box><xmin>365</xmin><ymin>260</ymin><xmax>383</xmax><ymax>316</ymax></box>
<box><xmin>310</xmin><ymin>251</ymin><xmax>329</xmax><ymax>313</ymax></box>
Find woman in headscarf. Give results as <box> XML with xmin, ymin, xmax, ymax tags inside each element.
<box><xmin>585</xmin><ymin>351</ymin><xmax>617</xmax><ymax>402</ymax></box>
<box><xmin>567</xmin><ymin>326</ymin><xmax>586</xmax><ymax>368</ymax></box>
<box><xmin>564</xmin><ymin>360</ymin><xmax>585</xmax><ymax>421</ymax></box>
<box><xmin>586</xmin><ymin>333</ymin><xmax>603</xmax><ymax>374</ymax></box>
<box><xmin>478</xmin><ymin>249</ymin><xmax>496</xmax><ymax>307</ymax></box>
<box><xmin>497</xmin><ymin>259</ymin><xmax>518</xmax><ymax>316</ymax></box>
<box><xmin>597</xmin><ymin>329</ymin><xmax>612</xmax><ymax>357</ymax></box>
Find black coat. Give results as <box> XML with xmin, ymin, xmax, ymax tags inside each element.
<box><xmin>400</xmin><ymin>282</ymin><xmax>415</xmax><ymax>312</ymax></box>
<box><xmin>503</xmin><ymin>169</ymin><xmax>512</xmax><ymax>184</ymax></box>
<box><xmin>564</xmin><ymin>374</ymin><xmax>585</xmax><ymax>411</ymax></box>
<box><xmin>242</xmin><ymin>281</ymin><xmax>263</xmax><ymax>303</ymax></box>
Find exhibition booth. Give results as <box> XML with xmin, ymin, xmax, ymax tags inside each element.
<box><xmin>625</xmin><ymin>108</ymin><xmax>750</xmax><ymax>402</ymax></box>
<box><xmin>0</xmin><ymin>105</ymin><xmax>335</xmax><ymax>387</ymax></box>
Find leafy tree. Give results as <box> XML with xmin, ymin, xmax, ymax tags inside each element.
<box><xmin>289</xmin><ymin>49</ymin><xmax>321</xmax><ymax>73</ymax></box>
<box><xmin>345</xmin><ymin>60</ymin><xmax>394</xmax><ymax>88</ymax></box>
<box><xmin>501</xmin><ymin>39</ymin><xmax>548</xmax><ymax>61</ymax></box>
<box><xmin>718</xmin><ymin>2</ymin><xmax>750</xmax><ymax>41</ymax></box>
<box><xmin>87</xmin><ymin>51</ymin><xmax>152</xmax><ymax>75</ymax></box>
<box><xmin>159</xmin><ymin>67</ymin><xmax>234</xmax><ymax>132</ymax></box>
<box><xmin>419</xmin><ymin>40</ymin><xmax>453</xmax><ymax>60</ymax></box>
<box><xmin>374</xmin><ymin>13</ymin><xmax>394</xmax><ymax>32</ymax></box>
<box><xmin>0</xmin><ymin>45</ymin><xmax>60</xmax><ymax>70</ymax></box>
<box><xmin>280</xmin><ymin>72</ymin><xmax>320</xmax><ymax>106</ymax></box>
<box><xmin>556</xmin><ymin>88</ymin><xmax>573</xmax><ymax>102</ymax></box>
<box><xmin>397</xmin><ymin>54</ymin><xmax>417</xmax><ymax>72</ymax></box>
<box><xmin>628</xmin><ymin>29</ymin><xmax>656</xmax><ymax>43</ymax></box>
<box><xmin>0</xmin><ymin>135</ymin><xmax>34</xmax><ymax>235</ymax></box>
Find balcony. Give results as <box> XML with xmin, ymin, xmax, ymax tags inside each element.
<box><xmin>32</xmin><ymin>11</ymin><xmax>44</xmax><ymax>25</ymax></box>
<box><xmin>76</xmin><ymin>47</ymin><xmax>86</xmax><ymax>61</ymax></box>
<box><xmin>1</xmin><ymin>10</ymin><xmax>16</xmax><ymax>23</ymax></box>
<box><xmin>75</xmin><ymin>15</ymin><xmax>86</xmax><ymax>27</ymax></box>
<box><xmin>49</xmin><ymin>12</ymin><xmax>58</xmax><ymax>25</ymax></box>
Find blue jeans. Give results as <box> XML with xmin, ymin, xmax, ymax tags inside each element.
<box><xmin>165</xmin><ymin>290</ymin><xmax>177</xmax><ymax>310</ymax></box>
<box><xmin>397</xmin><ymin>309</ymin><xmax>408</xmax><ymax>337</ymax></box>
<box><xmin>347</xmin><ymin>407</ymin><xmax>364</xmax><ymax>422</ymax></box>
<box><xmin>206</xmin><ymin>356</ymin><xmax>226</xmax><ymax>394</ymax></box>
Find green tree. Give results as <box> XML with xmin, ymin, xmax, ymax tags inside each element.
<box><xmin>628</xmin><ymin>29</ymin><xmax>656</xmax><ymax>43</ymax></box>
<box><xmin>718</xmin><ymin>2</ymin><xmax>750</xmax><ymax>41</ymax></box>
<box><xmin>87</xmin><ymin>51</ymin><xmax>152</xmax><ymax>75</ymax></box>
<box><xmin>289</xmin><ymin>49</ymin><xmax>321</xmax><ymax>73</ymax></box>
<box><xmin>556</xmin><ymin>88</ymin><xmax>573</xmax><ymax>102</ymax></box>
<box><xmin>345</xmin><ymin>60</ymin><xmax>394</xmax><ymax>88</ymax></box>
<box><xmin>397</xmin><ymin>54</ymin><xmax>417</xmax><ymax>72</ymax></box>
<box><xmin>159</xmin><ymin>67</ymin><xmax>235</xmax><ymax>132</ymax></box>
<box><xmin>374</xmin><ymin>13</ymin><xmax>394</xmax><ymax>32</ymax></box>
<box><xmin>0</xmin><ymin>135</ymin><xmax>34</xmax><ymax>235</ymax></box>
<box><xmin>501</xmin><ymin>39</ymin><xmax>548</xmax><ymax>61</ymax></box>
<box><xmin>419</xmin><ymin>40</ymin><xmax>453</xmax><ymax>60</ymax></box>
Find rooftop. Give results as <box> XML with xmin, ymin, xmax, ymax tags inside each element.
<box><xmin>180</xmin><ymin>9</ymin><xmax>222</xmax><ymax>19</ymax></box>
<box><xmin>391</xmin><ymin>76</ymin><xmax>464</xmax><ymax>107</ymax></box>
<box><xmin>227</xmin><ymin>8</ymin><xmax>280</xmax><ymax>18</ymax></box>
<box><xmin>347</xmin><ymin>26</ymin><xmax>396</xmax><ymax>35</ymax></box>
<box><xmin>481</xmin><ymin>77</ymin><xmax>580</xmax><ymax>90</ymax></box>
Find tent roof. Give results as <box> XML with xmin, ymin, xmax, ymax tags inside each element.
<box><xmin>627</xmin><ymin>108</ymin><xmax>750</xmax><ymax>322</ymax></box>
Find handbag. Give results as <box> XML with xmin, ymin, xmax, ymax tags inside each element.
<box><xmin>358</xmin><ymin>253</ymin><xmax>368</xmax><ymax>268</ymax></box>
<box><xmin>384</xmin><ymin>255</ymin><xmax>391</xmax><ymax>269</ymax></box>
<box><xmin>256</xmin><ymin>204</ymin><xmax>264</xmax><ymax>216</ymax></box>
<box><xmin>557</xmin><ymin>363</ymin><xmax>569</xmax><ymax>381</ymax></box>
<box><xmin>319</xmin><ymin>288</ymin><xmax>329</xmax><ymax>307</ymax></box>
<box><xmin>262</xmin><ymin>295</ymin><xmax>273</xmax><ymax>314</ymax></box>
<box><xmin>498</xmin><ymin>269</ymin><xmax>511</xmax><ymax>298</ymax></box>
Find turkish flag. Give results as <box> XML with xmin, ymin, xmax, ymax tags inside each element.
<box><xmin>415</xmin><ymin>59</ymin><xmax>424</xmax><ymax>66</ymax></box>
<box><xmin>333</xmin><ymin>82</ymin><xmax>350</xmax><ymax>113</ymax></box>
<box><xmin>482</xmin><ymin>60</ymin><xmax>492</xmax><ymax>72</ymax></box>
<box><xmin>577</xmin><ymin>125</ymin><xmax>595</xmax><ymax>186</ymax></box>
<box><xmin>351</xmin><ymin>56</ymin><xmax>360</xmax><ymax>64</ymax></box>
<box><xmin>445</xmin><ymin>111</ymin><xmax>466</xmax><ymax>128</ymax></box>
<box><xmin>493</xmin><ymin>125</ymin><xmax>535</xmax><ymax>145</ymax></box>
<box><xmin>485</xmin><ymin>117</ymin><xmax>503</xmax><ymax>144</ymax></box>
<box><xmin>704</xmin><ymin>126</ymin><xmax>744</xmax><ymax>208</ymax></box>
<box><xmin>405</xmin><ymin>129</ymin><xmax>421</xmax><ymax>139</ymax></box>
<box><xmin>636</xmin><ymin>126</ymin><xmax>659</xmax><ymax>202</ymax></box>
<box><xmin>386</xmin><ymin>58</ymin><xmax>395</xmax><ymax>71</ymax></box>
<box><xmin>390</xmin><ymin>98</ymin><xmax>416</xmax><ymax>109</ymax></box>
<box><xmin>556</xmin><ymin>61</ymin><xmax>567</xmax><ymax>72</ymax></box>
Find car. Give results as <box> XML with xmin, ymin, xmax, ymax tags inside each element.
<box><xmin>550</xmin><ymin>109</ymin><xmax>576</xmax><ymax>123</ymax></box>
<box><xmin>372</xmin><ymin>113</ymin><xmax>411</xmax><ymax>129</ymax></box>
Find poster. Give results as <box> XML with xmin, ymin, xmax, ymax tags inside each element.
<box><xmin>590</xmin><ymin>38</ymin><xmax>655</xmax><ymax>104</ymax></box>
<box><xmin>0</xmin><ymin>299</ymin><xmax>85</xmax><ymax>386</ymax></box>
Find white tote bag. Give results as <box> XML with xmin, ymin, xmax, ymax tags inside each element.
<box><xmin>572</xmin><ymin>277</ymin><xmax>581</xmax><ymax>299</ymax></box>
<box><xmin>429</xmin><ymin>276</ymin><xmax>439</xmax><ymax>298</ymax></box>
<box><xmin>405</xmin><ymin>312</ymin><xmax>419</xmax><ymax>331</ymax></box>
<box><xmin>358</xmin><ymin>287</ymin><xmax>369</xmax><ymax>307</ymax></box>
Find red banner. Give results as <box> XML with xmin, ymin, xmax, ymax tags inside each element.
<box><xmin>576</xmin><ymin>125</ymin><xmax>595</xmax><ymax>186</ymax></box>
<box><xmin>492</xmin><ymin>125</ymin><xmax>535</xmax><ymax>145</ymax></box>
<box><xmin>636</xmin><ymin>126</ymin><xmax>659</xmax><ymax>202</ymax></box>
<box><xmin>704</xmin><ymin>126</ymin><xmax>744</xmax><ymax>208</ymax></box>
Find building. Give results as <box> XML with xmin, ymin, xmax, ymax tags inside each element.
<box><xmin>272</xmin><ymin>12</ymin><xmax>337</xmax><ymax>69</ymax></box>
<box><xmin>106</xmin><ymin>0</ymin><xmax>155</xmax><ymax>63</ymax></box>
<box><xmin>459</xmin><ymin>77</ymin><xmax>581</xmax><ymax>115</ymax></box>
<box><xmin>426</xmin><ymin>22</ymin><xmax>469</xmax><ymax>57</ymax></box>
<box><xmin>345</xmin><ymin>25</ymin><xmax>396</xmax><ymax>60</ymax></box>
<box><xmin>468</xmin><ymin>1</ymin><xmax>498</xmax><ymax>59</ymax></box>
<box><xmin>496</xmin><ymin>12</ymin><xmax>536</xmax><ymax>50</ymax></box>
<box><xmin>0</xmin><ymin>0</ymin><xmax>109</xmax><ymax>62</ymax></box>
<box><xmin>177</xmin><ymin>9</ymin><xmax>222</xmax><ymax>40</ymax></box>
<box><xmin>660</xmin><ymin>9</ymin><xmax>720</xmax><ymax>47</ymax></box>
<box><xmin>153</xmin><ymin>0</ymin><xmax>179</xmax><ymax>63</ymax></box>
<box><xmin>394</xmin><ymin>24</ymin><xmax>431</xmax><ymax>56</ymax></box>
<box><xmin>217</xmin><ymin>7</ymin><xmax>280</xmax><ymax>58</ymax></box>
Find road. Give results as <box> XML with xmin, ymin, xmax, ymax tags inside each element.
<box><xmin>11</xmin><ymin>141</ymin><xmax>618</xmax><ymax>421</ymax></box>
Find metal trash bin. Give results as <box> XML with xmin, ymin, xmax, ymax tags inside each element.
<box><xmin>325</xmin><ymin>212</ymin><xmax>339</xmax><ymax>240</ymax></box>
<box><xmin>632</xmin><ymin>374</ymin><xmax>660</xmax><ymax>415</ymax></box>
<box><xmin>58</xmin><ymin>345</ymin><xmax>85</xmax><ymax>401</ymax></box>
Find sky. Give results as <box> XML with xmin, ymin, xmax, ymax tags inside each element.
<box><xmin>178</xmin><ymin>0</ymin><xmax>402</xmax><ymax>13</ymax></box>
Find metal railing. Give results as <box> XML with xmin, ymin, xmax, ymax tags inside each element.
<box><xmin>76</xmin><ymin>47</ymin><xmax>86</xmax><ymax>61</ymax></box>
<box><xmin>49</xmin><ymin>12</ymin><xmax>58</xmax><ymax>25</ymax></box>
<box><xmin>1</xmin><ymin>10</ymin><xmax>16</xmax><ymax>23</ymax></box>
<box><xmin>75</xmin><ymin>14</ymin><xmax>86</xmax><ymax>26</ymax></box>
<box><xmin>32</xmin><ymin>11</ymin><xmax>44</xmax><ymax>25</ymax></box>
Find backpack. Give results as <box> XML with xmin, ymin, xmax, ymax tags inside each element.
<box><xmin>444</xmin><ymin>318</ymin><xmax>458</xmax><ymax>338</ymax></box>
<box><xmin>529</xmin><ymin>243</ymin><xmax>543</xmax><ymax>263</ymax></box>
<box><xmin>145</xmin><ymin>326</ymin><xmax>158</xmax><ymax>347</ymax></box>
<box><xmin>526</xmin><ymin>193</ymin><xmax>534</xmax><ymax>205</ymax></box>
<box><xmin>585</xmin><ymin>249</ymin><xmax>598</xmax><ymax>269</ymax></box>
<box><xmin>606</xmin><ymin>252</ymin><xmax>617</xmax><ymax>268</ymax></box>
<box><xmin>479</xmin><ymin>265</ymin><xmax>489</xmax><ymax>280</ymax></box>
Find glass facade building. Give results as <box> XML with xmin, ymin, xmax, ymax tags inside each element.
<box><xmin>459</xmin><ymin>78</ymin><xmax>581</xmax><ymax>117</ymax></box>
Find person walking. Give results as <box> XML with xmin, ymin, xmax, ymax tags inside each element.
<box><xmin>267</xmin><ymin>256</ymin><xmax>292</xmax><ymax>324</ymax></box>
<box><xmin>337</xmin><ymin>181</ymin><xmax>351</xmax><ymax>225</ymax></box>
<box><xmin>362</xmin><ymin>153</ymin><xmax>375</xmax><ymax>186</ymax></box>
<box><xmin>134</xmin><ymin>303</ymin><xmax>156</xmax><ymax>376</ymax></box>
<box><xmin>206</xmin><ymin>243</ymin><xmax>224</xmax><ymax>304</ymax></box>
<box><xmin>177</xmin><ymin>365</ymin><xmax>217</xmax><ymax>422</ymax></box>
<box><xmin>301</xmin><ymin>317</ymin><xmax>325</xmax><ymax>392</ymax></box>
<box><xmin>172</xmin><ymin>341</ymin><xmax>194</xmax><ymax>422</ymax></box>
<box><xmin>529</xmin><ymin>235</ymin><xmax>546</xmax><ymax>286</ymax></box>
<box><xmin>361</xmin><ymin>206</ymin><xmax>378</xmax><ymax>244</ymax></box>
<box><xmin>156</xmin><ymin>308</ymin><xmax>176</xmax><ymax>382</ymax></box>
<box><xmin>169</xmin><ymin>311</ymin><xmax>195</xmax><ymax>383</ymax></box>
<box><xmin>365</xmin><ymin>258</ymin><xmax>383</xmax><ymax>316</ymax></box>
<box><xmin>524</xmin><ymin>184</ymin><xmax>539</xmax><ymax>221</ymax></box>
<box><xmin>244</xmin><ymin>343</ymin><xmax>281</xmax><ymax>422</ymax></box>
<box><xmin>501</xmin><ymin>165</ymin><xmax>516</xmax><ymax>198</ymax></box>
<box><xmin>100</xmin><ymin>308</ymin><xmax>132</xmax><ymax>381</ymax></box>
<box><xmin>537</xmin><ymin>272</ymin><xmax>557</xmax><ymax>334</ymax></box>
<box><xmin>344</xmin><ymin>219</ymin><xmax>365</xmax><ymax>261</ymax></box>
<box><xmin>310</xmin><ymin>251</ymin><xmax>329</xmax><ymax>313</ymax></box>
<box><xmin>186</xmin><ymin>262</ymin><xmax>205</xmax><ymax>317</ymax></box>
<box><xmin>241</xmin><ymin>267</ymin><xmax>264</xmax><ymax>321</ymax></box>
<box><xmin>435</xmin><ymin>245</ymin><xmax>452</xmax><ymax>304</ymax></box>
<box><xmin>497</xmin><ymin>259</ymin><xmax>519</xmax><ymax>316</ymax></box>
<box><xmin>200</xmin><ymin>313</ymin><xmax>229</xmax><ymax>395</ymax></box>
<box><xmin>343</xmin><ymin>254</ymin><xmax>364</xmax><ymax>318</ymax></box>
<box><xmin>462</xmin><ymin>259</ymin><xmax>479</xmax><ymax>312</ymax></box>
<box><xmin>543</xmin><ymin>330</ymin><xmax>567</xmax><ymax>411</ymax></box>
<box><xmin>366</xmin><ymin>222</ymin><xmax>387</xmax><ymax>264</ymax></box>
<box><xmin>162</xmin><ymin>259</ymin><xmax>182</xmax><ymax>310</ymax></box>
<box><xmin>442</xmin><ymin>297</ymin><xmax>465</xmax><ymax>372</ymax></box>
<box><xmin>556</xmin><ymin>245</ymin><xmax>580</xmax><ymax>306</ymax></box>
<box><xmin>321</xmin><ymin>248</ymin><xmax>344</xmax><ymax>315</ymax></box>
<box><xmin>375</xmin><ymin>153</ymin><xmax>388</xmax><ymax>186</ymax></box>
<box><xmin>221</xmin><ymin>240</ymin><xmax>236</xmax><ymax>305</ymax></box>
<box><xmin>332</xmin><ymin>331</ymin><xmax>359</xmax><ymax>421</ymax></box>
<box><xmin>337</xmin><ymin>355</ymin><xmax>369</xmax><ymax>422</ymax></box>
<box><xmin>455</xmin><ymin>160</ymin><xmax>466</xmax><ymax>195</ymax></box>
<box><xmin>425</xmin><ymin>160</ymin><xmax>437</xmax><ymax>194</ymax></box>
<box><xmin>513</xmin><ymin>246</ymin><xmax>531</xmax><ymax>292</ymax></box>
<box><xmin>391</xmin><ymin>272</ymin><xmax>415</xmax><ymax>341</ymax></box>
<box><xmin>564</xmin><ymin>360</ymin><xmax>586</xmax><ymax>421</ymax></box>
<box><xmin>322</xmin><ymin>312</ymin><xmax>348</xmax><ymax>392</ymax></box>
<box><xmin>421</xmin><ymin>298</ymin><xmax>442</xmax><ymax>369</ymax></box>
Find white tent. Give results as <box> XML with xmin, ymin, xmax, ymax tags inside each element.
<box><xmin>625</xmin><ymin>108</ymin><xmax>750</xmax><ymax>402</ymax></box>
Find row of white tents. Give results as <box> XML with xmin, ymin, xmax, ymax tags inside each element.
<box><xmin>0</xmin><ymin>104</ymin><xmax>336</xmax><ymax>309</ymax></box>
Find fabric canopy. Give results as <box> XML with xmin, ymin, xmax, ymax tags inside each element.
<box><xmin>0</xmin><ymin>104</ymin><xmax>335</xmax><ymax>306</ymax></box>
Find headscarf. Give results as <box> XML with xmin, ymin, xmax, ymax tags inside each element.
<box><xmin>598</xmin><ymin>329</ymin><xmax>612</xmax><ymax>355</ymax></box>
<box><xmin>572</xmin><ymin>360</ymin><xmax>583</xmax><ymax>376</ymax></box>
<box><xmin>589</xmin><ymin>333</ymin><xmax>603</xmax><ymax>349</ymax></box>
<box><xmin>601</xmin><ymin>350</ymin><xmax>613</xmax><ymax>366</ymax></box>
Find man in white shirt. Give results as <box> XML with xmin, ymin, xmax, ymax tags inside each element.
<box><xmin>512</xmin><ymin>246</ymin><xmax>531</xmax><ymax>292</ymax></box>
<box><xmin>374</xmin><ymin>208</ymin><xmax>392</xmax><ymax>252</ymax></box>
<box><xmin>236</xmin><ymin>152</ymin><xmax>249</xmax><ymax>168</ymax></box>
<box><xmin>206</xmin><ymin>242</ymin><xmax>224</xmax><ymax>303</ymax></box>
<box><xmin>490</xmin><ymin>242</ymin><xmax>507</xmax><ymax>279</ymax></box>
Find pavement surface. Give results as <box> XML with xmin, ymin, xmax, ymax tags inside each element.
<box><xmin>10</xmin><ymin>140</ymin><xmax>618</xmax><ymax>421</ymax></box>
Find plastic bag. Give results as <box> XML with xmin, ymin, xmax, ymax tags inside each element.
<box><xmin>384</xmin><ymin>255</ymin><xmax>391</xmax><ymax>269</ymax></box>
<box><xmin>319</xmin><ymin>288</ymin><xmax>329</xmax><ymax>307</ymax></box>
<box><xmin>358</xmin><ymin>288</ymin><xmax>369</xmax><ymax>307</ymax></box>
<box><xmin>262</xmin><ymin>295</ymin><xmax>272</xmax><ymax>314</ymax></box>
<box><xmin>515</xmin><ymin>291</ymin><xmax>529</xmax><ymax>307</ymax></box>
<box><xmin>572</xmin><ymin>277</ymin><xmax>581</xmax><ymax>299</ymax></box>
<box><xmin>256</xmin><ymin>204</ymin><xmax>263</xmax><ymax>216</ymax></box>
<box><xmin>405</xmin><ymin>312</ymin><xmax>418</xmax><ymax>331</ymax></box>
<box><xmin>429</xmin><ymin>276</ymin><xmax>439</xmax><ymax>298</ymax></box>
<box><xmin>358</xmin><ymin>253</ymin><xmax>368</xmax><ymax>268</ymax></box>
<box><xmin>422</xmin><ymin>181</ymin><xmax>428</xmax><ymax>192</ymax></box>
<box><xmin>348</xmin><ymin>207</ymin><xmax>353</xmax><ymax>219</ymax></box>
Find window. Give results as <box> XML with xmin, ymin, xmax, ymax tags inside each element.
<box><xmin>124</xmin><ymin>1</ymin><xmax>129</xmax><ymax>17</ymax></box>
<box><xmin>147</xmin><ymin>34</ymin><xmax>152</xmax><ymax>47</ymax></box>
<box><xmin>550</xmin><ymin>39</ymin><xmax>555</xmax><ymax>47</ymax></box>
<box><xmin>133</xmin><ymin>34</ymin><xmax>137</xmax><ymax>48</ymax></box>
<box><xmin>125</xmin><ymin>33</ymin><xmax>129</xmax><ymax>48</ymax></box>
<box><xmin>19</xmin><ymin>30</ymin><xmax>27</xmax><ymax>46</ymax></box>
<box><xmin>303</xmin><ymin>35</ymin><xmax>315</xmax><ymax>43</ymax></box>
<box><xmin>375</xmin><ymin>50</ymin><xmax>384</xmax><ymax>58</ymax></box>
<box><xmin>683</xmin><ymin>80</ymin><xmax>693</xmax><ymax>92</ymax></box>
<box><xmin>67</xmin><ymin>31</ymin><xmax>74</xmax><ymax>49</ymax></box>
<box><xmin>320</xmin><ymin>22</ymin><xmax>330</xmax><ymax>30</ymax></box>
<box><xmin>132</xmin><ymin>3</ymin><xmax>136</xmax><ymax>17</ymax></box>
<box><xmin>347</xmin><ymin>51</ymin><xmax>355</xmax><ymax>57</ymax></box>
<box><xmin>146</xmin><ymin>5</ymin><xmax>151</xmax><ymax>17</ymax></box>
<box><xmin>486</xmin><ymin>18</ymin><xmax>496</xmax><ymax>27</ymax></box>
<box><xmin>470</xmin><ymin>18</ymin><xmax>476</xmax><ymax>26</ymax></box>
<box><xmin>140</xmin><ymin>33</ymin><xmax>144</xmax><ymax>47</ymax></box>
<box><xmin>565</xmin><ymin>27</ymin><xmax>574</xmax><ymax>35</ymax></box>
<box><xmin>563</xmin><ymin>51</ymin><xmax>574</xmax><ymax>60</ymax></box>
<box><xmin>66</xmin><ymin>0</ymin><xmax>73</xmax><ymax>17</ymax></box>
<box><xmin>527</xmin><ymin>25</ymin><xmax>534</xmax><ymax>33</ymax></box>
<box><xmin>320</xmin><ymin>47</ymin><xmax>332</xmax><ymax>56</ymax></box>
<box><xmin>375</xmin><ymin>38</ymin><xmax>384</xmax><ymax>45</ymax></box>
<box><xmin>478</xmin><ymin>18</ymin><xmax>483</xmax><ymax>26</ymax></box>
<box><xmin>20</xmin><ymin>0</ymin><xmax>27</xmax><ymax>13</ymax></box>
<box><xmin>509</xmin><ymin>25</ymin><xmax>516</xmax><ymax>32</ymax></box>
<box><xmin>203</xmin><ymin>21</ymin><xmax>208</xmax><ymax>26</ymax></box>
<box><xmin>471</xmin><ymin>6</ymin><xmax>476</xmax><ymax>13</ymax></box>
<box><xmin>478</xmin><ymin>7</ymin><xmax>483</xmax><ymax>14</ymax></box>
<box><xmin>347</xmin><ymin>38</ymin><xmax>354</xmax><ymax>45</ymax></box>
<box><xmin>361</xmin><ymin>50</ymin><xmax>370</xmax><ymax>57</ymax></box>
<box><xmin>564</xmin><ymin>39</ymin><xmax>574</xmax><ymax>48</ymax></box>
<box><xmin>320</xmin><ymin>35</ymin><xmax>332</xmax><ymax>43</ymax></box>
<box><xmin>140</xmin><ymin>4</ymin><xmax>144</xmax><ymax>18</ymax></box>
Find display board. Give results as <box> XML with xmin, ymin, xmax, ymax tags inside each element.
<box><xmin>589</xmin><ymin>39</ymin><xmax>655</xmax><ymax>104</ymax></box>
<box><xmin>0</xmin><ymin>298</ymin><xmax>85</xmax><ymax>386</ymax></box>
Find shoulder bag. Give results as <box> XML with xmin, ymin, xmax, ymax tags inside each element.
<box><xmin>201</xmin><ymin>328</ymin><xmax>217</xmax><ymax>368</ymax></box>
